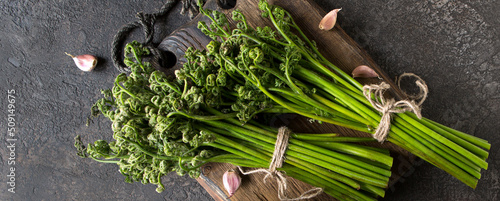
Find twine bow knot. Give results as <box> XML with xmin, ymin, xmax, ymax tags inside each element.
<box><xmin>238</xmin><ymin>127</ymin><xmax>323</xmax><ymax>200</ymax></box>
<box><xmin>363</xmin><ymin>73</ymin><xmax>428</xmax><ymax>142</ymax></box>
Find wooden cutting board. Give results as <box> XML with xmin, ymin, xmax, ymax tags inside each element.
<box><xmin>157</xmin><ymin>0</ymin><xmax>415</xmax><ymax>200</ymax></box>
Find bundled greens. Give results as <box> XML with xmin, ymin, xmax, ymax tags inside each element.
<box><xmin>76</xmin><ymin>40</ymin><xmax>394</xmax><ymax>200</ymax></box>
<box><xmin>190</xmin><ymin>0</ymin><xmax>489</xmax><ymax>188</ymax></box>
<box><xmin>77</xmin><ymin>0</ymin><xmax>490</xmax><ymax>200</ymax></box>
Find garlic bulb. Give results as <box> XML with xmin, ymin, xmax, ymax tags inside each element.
<box><xmin>65</xmin><ymin>52</ymin><xmax>97</xmax><ymax>72</ymax></box>
<box><xmin>319</xmin><ymin>8</ymin><xmax>342</xmax><ymax>31</ymax></box>
<box><xmin>223</xmin><ymin>169</ymin><xmax>241</xmax><ymax>198</ymax></box>
<box><xmin>352</xmin><ymin>65</ymin><xmax>379</xmax><ymax>78</ymax></box>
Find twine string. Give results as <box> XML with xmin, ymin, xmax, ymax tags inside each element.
<box><xmin>238</xmin><ymin>127</ymin><xmax>323</xmax><ymax>201</ymax></box>
<box><xmin>111</xmin><ymin>0</ymin><xmax>205</xmax><ymax>73</ymax></box>
<box><xmin>363</xmin><ymin>73</ymin><xmax>428</xmax><ymax>142</ymax></box>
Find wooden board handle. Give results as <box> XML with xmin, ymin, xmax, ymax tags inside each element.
<box><xmin>156</xmin><ymin>0</ymin><xmax>219</xmax><ymax>76</ymax></box>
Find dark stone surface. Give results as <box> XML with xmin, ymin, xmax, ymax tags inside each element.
<box><xmin>0</xmin><ymin>0</ymin><xmax>498</xmax><ymax>200</ymax></box>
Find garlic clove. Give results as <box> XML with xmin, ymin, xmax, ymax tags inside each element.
<box><xmin>352</xmin><ymin>65</ymin><xmax>379</xmax><ymax>78</ymax></box>
<box><xmin>65</xmin><ymin>52</ymin><xmax>98</xmax><ymax>72</ymax></box>
<box><xmin>319</xmin><ymin>8</ymin><xmax>342</xmax><ymax>31</ymax></box>
<box><xmin>223</xmin><ymin>169</ymin><xmax>241</xmax><ymax>198</ymax></box>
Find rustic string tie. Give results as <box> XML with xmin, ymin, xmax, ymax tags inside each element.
<box><xmin>111</xmin><ymin>0</ymin><xmax>205</xmax><ymax>73</ymax></box>
<box><xmin>238</xmin><ymin>127</ymin><xmax>323</xmax><ymax>200</ymax></box>
<box><xmin>363</xmin><ymin>73</ymin><xmax>428</xmax><ymax>142</ymax></box>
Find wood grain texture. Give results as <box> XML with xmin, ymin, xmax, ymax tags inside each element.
<box><xmin>157</xmin><ymin>0</ymin><xmax>415</xmax><ymax>200</ymax></box>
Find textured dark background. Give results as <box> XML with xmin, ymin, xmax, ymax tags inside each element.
<box><xmin>0</xmin><ymin>0</ymin><xmax>498</xmax><ymax>200</ymax></box>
